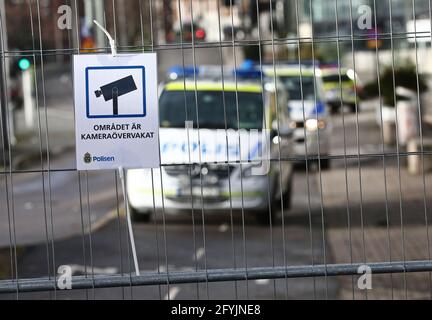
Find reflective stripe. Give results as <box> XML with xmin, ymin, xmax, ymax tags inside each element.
<box><xmin>164</xmin><ymin>82</ymin><xmax>262</xmax><ymax>93</ymax></box>
<box><xmin>264</xmin><ymin>69</ymin><xmax>315</xmax><ymax>77</ymax></box>
<box><xmin>320</xmin><ymin>68</ymin><xmax>348</xmax><ymax>76</ymax></box>
<box><xmin>323</xmin><ymin>82</ymin><xmax>354</xmax><ymax>90</ymax></box>
<box><xmin>132</xmin><ymin>187</ymin><xmax>265</xmax><ymax>198</ymax></box>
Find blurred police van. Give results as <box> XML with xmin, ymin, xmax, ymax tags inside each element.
<box><xmin>321</xmin><ymin>66</ymin><xmax>362</xmax><ymax>114</ymax></box>
<box><xmin>127</xmin><ymin>63</ymin><xmax>294</xmax><ymax>224</ymax></box>
<box><xmin>264</xmin><ymin>63</ymin><xmax>332</xmax><ymax>169</ymax></box>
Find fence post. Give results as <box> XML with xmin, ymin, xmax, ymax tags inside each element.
<box><xmin>0</xmin><ymin>0</ymin><xmax>10</xmax><ymax>161</ymax></box>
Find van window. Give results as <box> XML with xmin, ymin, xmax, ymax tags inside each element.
<box><xmin>279</xmin><ymin>76</ymin><xmax>320</xmax><ymax>100</ymax></box>
<box><xmin>159</xmin><ymin>90</ymin><xmax>264</xmax><ymax>130</ymax></box>
<box><xmin>322</xmin><ymin>74</ymin><xmax>351</xmax><ymax>83</ymax></box>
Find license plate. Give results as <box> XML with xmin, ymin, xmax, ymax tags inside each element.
<box><xmin>192</xmin><ymin>187</ymin><xmax>220</xmax><ymax>197</ymax></box>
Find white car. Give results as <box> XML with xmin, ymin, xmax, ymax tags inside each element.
<box><xmin>127</xmin><ymin>66</ymin><xmax>294</xmax><ymax>224</ymax></box>
<box><xmin>264</xmin><ymin>64</ymin><xmax>332</xmax><ymax>169</ymax></box>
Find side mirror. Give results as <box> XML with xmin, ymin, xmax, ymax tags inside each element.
<box><xmin>278</xmin><ymin>126</ymin><xmax>294</xmax><ymax>138</ymax></box>
<box><xmin>270</xmin><ymin>126</ymin><xmax>293</xmax><ymax>140</ymax></box>
<box><xmin>271</xmin><ymin>120</ymin><xmax>293</xmax><ymax>138</ymax></box>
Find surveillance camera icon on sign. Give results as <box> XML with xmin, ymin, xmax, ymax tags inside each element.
<box><xmin>85</xmin><ymin>66</ymin><xmax>146</xmax><ymax>119</ymax></box>
<box><xmin>94</xmin><ymin>75</ymin><xmax>138</xmax><ymax>116</ymax></box>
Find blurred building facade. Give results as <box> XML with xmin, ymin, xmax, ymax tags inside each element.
<box><xmin>297</xmin><ymin>0</ymin><xmax>431</xmax><ymax>46</ymax></box>
<box><xmin>5</xmin><ymin>0</ymin><xmax>68</xmax><ymax>51</ymax></box>
<box><xmin>4</xmin><ymin>0</ymin><xmax>150</xmax><ymax>56</ymax></box>
<box><xmin>3</xmin><ymin>0</ymin><xmax>431</xmax><ymax>49</ymax></box>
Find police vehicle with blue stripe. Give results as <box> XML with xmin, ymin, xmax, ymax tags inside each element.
<box><xmin>126</xmin><ymin>63</ymin><xmax>295</xmax><ymax>224</ymax></box>
<box><xmin>264</xmin><ymin>63</ymin><xmax>332</xmax><ymax>169</ymax></box>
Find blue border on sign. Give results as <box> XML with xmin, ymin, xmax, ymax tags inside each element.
<box><xmin>85</xmin><ymin>66</ymin><xmax>146</xmax><ymax>119</ymax></box>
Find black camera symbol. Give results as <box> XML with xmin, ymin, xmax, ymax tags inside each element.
<box><xmin>94</xmin><ymin>75</ymin><xmax>138</xmax><ymax>115</ymax></box>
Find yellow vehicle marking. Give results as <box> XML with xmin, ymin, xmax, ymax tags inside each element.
<box><xmin>133</xmin><ymin>187</ymin><xmax>265</xmax><ymax>198</ymax></box>
<box><xmin>264</xmin><ymin>69</ymin><xmax>316</xmax><ymax>77</ymax></box>
<box><xmin>165</xmin><ymin>82</ymin><xmax>263</xmax><ymax>93</ymax></box>
<box><xmin>320</xmin><ymin>69</ymin><xmax>349</xmax><ymax>77</ymax></box>
<box><xmin>323</xmin><ymin>82</ymin><xmax>354</xmax><ymax>90</ymax></box>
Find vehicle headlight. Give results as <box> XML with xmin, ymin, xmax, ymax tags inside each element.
<box><xmin>240</xmin><ymin>165</ymin><xmax>253</xmax><ymax>178</ymax></box>
<box><xmin>305</xmin><ymin>119</ymin><xmax>326</xmax><ymax>131</ymax></box>
<box><xmin>242</xmin><ymin>163</ymin><xmax>263</xmax><ymax>178</ymax></box>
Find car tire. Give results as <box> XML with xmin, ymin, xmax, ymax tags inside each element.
<box><xmin>130</xmin><ymin>206</ymin><xmax>152</xmax><ymax>223</ymax></box>
<box><xmin>349</xmin><ymin>103</ymin><xmax>357</xmax><ymax>113</ymax></box>
<box><xmin>255</xmin><ymin>205</ymin><xmax>277</xmax><ymax>226</ymax></box>
<box><xmin>319</xmin><ymin>158</ymin><xmax>331</xmax><ymax>170</ymax></box>
<box><xmin>330</xmin><ymin>104</ymin><xmax>340</xmax><ymax>114</ymax></box>
<box><xmin>256</xmin><ymin>180</ymin><xmax>281</xmax><ymax>226</ymax></box>
<box><xmin>283</xmin><ymin>175</ymin><xmax>293</xmax><ymax>210</ymax></box>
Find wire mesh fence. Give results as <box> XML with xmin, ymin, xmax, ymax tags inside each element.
<box><xmin>0</xmin><ymin>0</ymin><xmax>431</xmax><ymax>300</ymax></box>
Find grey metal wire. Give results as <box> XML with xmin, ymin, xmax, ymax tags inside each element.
<box><xmin>71</xmin><ymin>0</ymin><xmax>91</xmax><ymax>301</ymax></box>
<box><xmin>34</xmin><ymin>0</ymin><xmax>59</xmax><ymax>299</ymax></box>
<box><xmin>228</xmin><ymin>0</ymin><xmax>250</xmax><ymax>300</ymax></box>
<box><xmin>411</xmin><ymin>0</ymin><xmax>432</xmax><ymax>300</ymax></box>
<box><xmin>26</xmin><ymin>0</ymin><xmax>51</xmax><ymax>291</ymax></box>
<box><xmin>145</xmin><ymin>0</ymin><xmax>174</xmax><ymax>301</ymax></box>
<box><xmin>216</xmin><ymin>0</ymin><xmax>239</xmax><ymax>300</ymax></box>
<box><xmin>334</xmin><ymin>0</ymin><xmax>355</xmax><ymax>300</ymax></box>
<box><xmin>372</xmin><ymin>0</ymin><xmax>395</xmax><ymax>300</ymax></box>
<box><xmin>294</xmin><ymin>0</ymin><xmax>317</xmax><ymax>300</ymax></box>
<box><xmin>1</xmin><ymin>260</ymin><xmax>432</xmax><ymax>294</ymax></box>
<box><xmin>309</xmin><ymin>0</ymin><xmax>329</xmax><ymax>299</ymax></box>
<box><xmin>347</xmin><ymin>0</ymin><xmax>367</xmax><ymax>300</ymax></box>
<box><xmin>1</xmin><ymin>0</ymin><xmax>432</xmax><ymax>301</ymax></box>
<box><xmin>84</xmin><ymin>172</ymin><xmax>96</xmax><ymax>298</ymax></box>
<box><xmin>147</xmin><ymin>0</ymin><xmax>163</xmax><ymax>301</ymax></box>
<box><xmin>255</xmin><ymin>0</ymin><xmax>277</xmax><ymax>300</ymax></box>
<box><xmin>113</xmin><ymin>171</ymin><xmax>125</xmax><ymax>300</ymax></box>
<box><xmin>0</xmin><ymin>3</ymin><xmax>18</xmax><ymax>299</ymax></box>
<box><xmin>177</xmin><ymin>0</ymin><xmax>201</xmax><ymax>300</ymax></box>
<box><xmin>388</xmin><ymin>0</ymin><xmax>408</xmax><ymax>299</ymax></box>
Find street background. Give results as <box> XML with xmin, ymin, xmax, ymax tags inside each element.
<box><xmin>1</xmin><ymin>0</ymin><xmax>432</xmax><ymax>300</ymax></box>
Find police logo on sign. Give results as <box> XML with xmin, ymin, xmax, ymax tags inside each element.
<box><xmin>84</xmin><ymin>152</ymin><xmax>92</xmax><ymax>164</ymax></box>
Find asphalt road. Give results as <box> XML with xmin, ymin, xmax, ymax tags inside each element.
<box><xmin>2</xmin><ymin>47</ymin><xmax>424</xmax><ymax>299</ymax></box>
<box><xmin>1</xmin><ymin>167</ymin><xmax>336</xmax><ymax>300</ymax></box>
<box><xmin>0</xmin><ymin>151</ymin><xmax>123</xmax><ymax>247</ymax></box>
<box><xmin>0</xmin><ymin>104</ymin><xmax>386</xmax><ymax>300</ymax></box>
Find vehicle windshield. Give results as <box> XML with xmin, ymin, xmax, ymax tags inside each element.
<box><xmin>279</xmin><ymin>76</ymin><xmax>317</xmax><ymax>100</ymax></box>
<box><xmin>322</xmin><ymin>74</ymin><xmax>351</xmax><ymax>83</ymax></box>
<box><xmin>159</xmin><ymin>90</ymin><xmax>264</xmax><ymax>130</ymax></box>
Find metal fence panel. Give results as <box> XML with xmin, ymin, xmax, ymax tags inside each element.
<box><xmin>0</xmin><ymin>0</ymin><xmax>431</xmax><ymax>300</ymax></box>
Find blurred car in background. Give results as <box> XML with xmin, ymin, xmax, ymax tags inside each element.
<box><xmin>127</xmin><ymin>64</ymin><xmax>294</xmax><ymax>224</ymax></box>
<box><xmin>8</xmin><ymin>55</ymin><xmax>24</xmax><ymax>110</ymax></box>
<box><xmin>264</xmin><ymin>63</ymin><xmax>332</xmax><ymax>169</ymax></box>
<box><xmin>174</xmin><ymin>22</ymin><xmax>206</xmax><ymax>43</ymax></box>
<box><xmin>223</xmin><ymin>25</ymin><xmax>246</xmax><ymax>41</ymax></box>
<box><xmin>321</xmin><ymin>66</ymin><xmax>362</xmax><ymax>113</ymax></box>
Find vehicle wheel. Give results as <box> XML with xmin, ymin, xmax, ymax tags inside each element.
<box><xmin>255</xmin><ymin>206</ymin><xmax>277</xmax><ymax>226</ymax></box>
<box><xmin>349</xmin><ymin>103</ymin><xmax>357</xmax><ymax>113</ymax></box>
<box><xmin>319</xmin><ymin>158</ymin><xmax>331</xmax><ymax>170</ymax></box>
<box><xmin>330</xmin><ymin>104</ymin><xmax>340</xmax><ymax>114</ymax></box>
<box><xmin>283</xmin><ymin>175</ymin><xmax>293</xmax><ymax>210</ymax></box>
<box><xmin>256</xmin><ymin>183</ymin><xmax>281</xmax><ymax>226</ymax></box>
<box><xmin>130</xmin><ymin>206</ymin><xmax>152</xmax><ymax>223</ymax></box>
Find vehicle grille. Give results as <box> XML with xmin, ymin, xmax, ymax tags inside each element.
<box><xmin>164</xmin><ymin>164</ymin><xmax>236</xmax><ymax>179</ymax></box>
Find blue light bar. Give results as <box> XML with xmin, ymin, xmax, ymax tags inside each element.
<box><xmin>234</xmin><ymin>69</ymin><xmax>263</xmax><ymax>79</ymax></box>
<box><xmin>168</xmin><ymin>61</ymin><xmax>265</xmax><ymax>81</ymax></box>
<box><xmin>240</xmin><ymin>60</ymin><xmax>256</xmax><ymax>69</ymax></box>
<box><xmin>234</xmin><ymin>60</ymin><xmax>263</xmax><ymax>79</ymax></box>
<box><xmin>167</xmin><ymin>65</ymin><xmax>199</xmax><ymax>80</ymax></box>
<box><xmin>271</xmin><ymin>59</ymin><xmax>321</xmax><ymax>67</ymax></box>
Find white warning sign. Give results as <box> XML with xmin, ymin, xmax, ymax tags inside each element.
<box><xmin>73</xmin><ymin>53</ymin><xmax>160</xmax><ymax>170</ymax></box>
